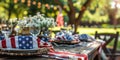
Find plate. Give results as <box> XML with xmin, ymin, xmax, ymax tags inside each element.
<box><xmin>0</xmin><ymin>48</ymin><xmax>49</xmax><ymax>56</ymax></box>
<box><xmin>52</xmin><ymin>40</ymin><xmax>80</xmax><ymax>45</ymax></box>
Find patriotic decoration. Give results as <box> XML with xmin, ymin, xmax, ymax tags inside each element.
<box><xmin>55</xmin><ymin>32</ymin><xmax>65</xmax><ymax>40</ymax></box>
<box><xmin>42</xmin><ymin>41</ymin><xmax>104</xmax><ymax>60</ymax></box>
<box><xmin>18</xmin><ymin>36</ymin><xmax>33</xmax><ymax>49</ymax></box>
<box><xmin>41</xmin><ymin>31</ymin><xmax>51</xmax><ymax>42</ymax></box>
<box><xmin>54</xmin><ymin>31</ymin><xmax>80</xmax><ymax>42</ymax></box>
<box><xmin>42</xmin><ymin>51</ymin><xmax>88</xmax><ymax>60</ymax></box>
<box><xmin>79</xmin><ymin>34</ymin><xmax>95</xmax><ymax>42</ymax></box>
<box><xmin>41</xmin><ymin>40</ymin><xmax>104</xmax><ymax>60</ymax></box>
<box><xmin>0</xmin><ymin>35</ymin><xmax>4</xmax><ymax>40</ymax></box>
<box><xmin>0</xmin><ymin>36</ymin><xmax>53</xmax><ymax>50</ymax></box>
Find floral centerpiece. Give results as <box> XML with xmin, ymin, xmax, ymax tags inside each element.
<box><xmin>15</xmin><ymin>12</ymin><xmax>55</xmax><ymax>36</ymax></box>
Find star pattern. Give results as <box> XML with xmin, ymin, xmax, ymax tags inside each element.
<box><xmin>0</xmin><ymin>34</ymin><xmax>5</xmax><ymax>40</ymax></box>
<box><xmin>18</xmin><ymin>36</ymin><xmax>33</xmax><ymax>49</ymax></box>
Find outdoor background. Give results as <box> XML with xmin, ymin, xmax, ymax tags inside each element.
<box><xmin>0</xmin><ymin>0</ymin><xmax>120</xmax><ymax>50</ymax></box>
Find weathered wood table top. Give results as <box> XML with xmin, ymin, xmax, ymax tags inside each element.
<box><xmin>41</xmin><ymin>40</ymin><xmax>102</xmax><ymax>60</ymax></box>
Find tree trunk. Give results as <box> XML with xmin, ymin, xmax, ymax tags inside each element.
<box><xmin>113</xmin><ymin>3</ymin><xmax>118</xmax><ymax>29</ymax></box>
<box><xmin>16</xmin><ymin>14</ymin><xmax>19</xmax><ymax>21</ymax></box>
<box><xmin>108</xmin><ymin>4</ymin><xmax>118</xmax><ymax>29</ymax></box>
<box><xmin>7</xmin><ymin>10</ymin><xmax>11</xmax><ymax>23</ymax></box>
<box><xmin>109</xmin><ymin>14</ymin><xmax>114</xmax><ymax>24</ymax></box>
<box><xmin>74</xmin><ymin>20</ymin><xmax>79</xmax><ymax>34</ymax></box>
<box><xmin>74</xmin><ymin>0</ymin><xmax>92</xmax><ymax>33</ymax></box>
<box><xmin>68</xmin><ymin>12</ymin><xmax>75</xmax><ymax>26</ymax></box>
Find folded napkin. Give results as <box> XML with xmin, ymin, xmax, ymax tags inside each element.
<box><xmin>55</xmin><ymin>32</ymin><xmax>80</xmax><ymax>41</ymax></box>
<box><xmin>79</xmin><ymin>34</ymin><xmax>95</xmax><ymax>42</ymax></box>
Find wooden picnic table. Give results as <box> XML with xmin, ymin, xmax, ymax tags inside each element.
<box><xmin>0</xmin><ymin>40</ymin><xmax>103</xmax><ymax>60</ymax></box>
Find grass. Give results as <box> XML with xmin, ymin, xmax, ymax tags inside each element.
<box><xmin>50</xmin><ymin>27</ymin><xmax>120</xmax><ymax>34</ymax></box>
<box><xmin>78</xmin><ymin>27</ymin><xmax>120</xmax><ymax>35</ymax></box>
<box><xmin>107</xmin><ymin>40</ymin><xmax>120</xmax><ymax>50</ymax></box>
<box><xmin>50</xmin><ymin>27</ymin><xmax>120</xmax><ymax>50</ymax></box>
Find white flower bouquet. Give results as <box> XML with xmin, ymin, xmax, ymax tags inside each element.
<box><xmin>15</xmin><ymin>12</ymin><xmax>55</xmax><ymax>35</ymax></box>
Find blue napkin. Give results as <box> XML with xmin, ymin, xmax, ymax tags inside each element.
<box><xmin>79</xmin><ymin>34</ymin><xmax>95</xmax><ymax>42</ymax></box>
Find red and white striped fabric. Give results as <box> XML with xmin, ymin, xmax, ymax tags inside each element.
<box><xmin>0</xmin><ymin>36</ymin><xmax>53</xmax><ymax>49</ymax></box>
<box><xmin>46</xmin><ymin>51</ymin><xmax>88</xmax><ymax>60</ymax></box>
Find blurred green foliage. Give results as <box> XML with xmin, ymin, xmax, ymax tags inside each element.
<box><xmin>0</xmin><ymin>0</ymin><xmax>118</xmax><ymax>24</ymax></box>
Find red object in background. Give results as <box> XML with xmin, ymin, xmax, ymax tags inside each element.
<box><xmin>56</xmin><ymin>13</ymin><xmax>64</xmax><ymax>27</ymax></box>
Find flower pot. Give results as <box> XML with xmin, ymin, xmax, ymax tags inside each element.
<box><xmin>20</xmin><ymin>27</ymin><xmax>30</xmax><ymax>35</ymax></box>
